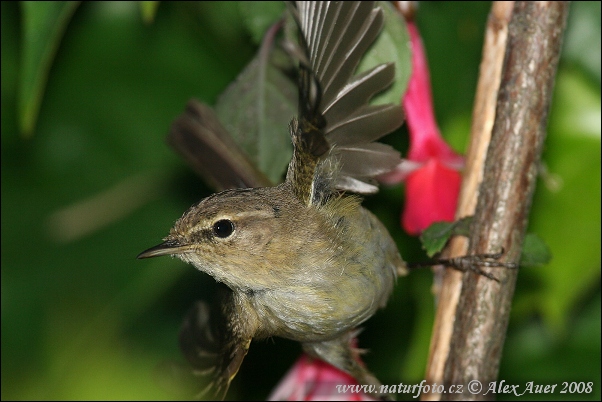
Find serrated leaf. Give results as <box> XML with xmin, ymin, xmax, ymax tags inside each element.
<box><xmin>239</xmin><ymin>2</ymin><xmax>286</xmax><ymax>45</ymax></box>
<box><xmin>357</xmin><ymin>1</ymin><xmax>412</xmax><ymax>106</ymax></box>
<box><xmin>520</xmin><ymin>233</ymin><xmax>552</xmax><ymax>267</ymax></box>
<box><xmin>19</xmin><ymin>1</ymin><xmax>79</xmax><ymax>137</ymax></box>
<box><xmin>420</xmin><ymin>216</ymin><xmax>473</xmax><ymax>257</ymax></box>
<box><xmin>214</xmin><ymin>52</ymin><xmax>296</xmax><ymax>184</ymax></box>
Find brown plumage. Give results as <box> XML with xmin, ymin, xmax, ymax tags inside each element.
<box><xmin>139</xmin><ymin>1</ymin><xmax>406</xmax><ymax>399</ymax></box>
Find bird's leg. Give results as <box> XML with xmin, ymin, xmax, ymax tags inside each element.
<box><xmin>407</xmin><ymin>248</ymin><xmax>518</xmax><ymax>282</ymax></box>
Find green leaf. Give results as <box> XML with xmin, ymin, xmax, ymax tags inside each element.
<box><xmin>513</xmin><ymin>68</ymin><xmax>601</xmax><ymax>334</ymax></box>
<box><xmin>139</xmin><ymin>1</ymin><xmax>160</xmax><ymax>24</ymax></box>
<box><xmin>214</xmin><ymin>51</ymin><xmax>296</xmax><ymax>184</ymax></box>
<box><xmin>420</xmin><ymin>222</ymin><xmax>454</xmax><ymax>257</ymax></box>
<box><xmin>520</xmin><ymin>233</ymin><xmax>552</xmax><ymax>267</ymax></box>
<box><xmin>357</xmin><ymin>1</ymin><xmax>412</xmax><ymax>106</ymax></box>
<box><xmin>563</xmin><ymin>1</ymin><xmax>601</xmax><ymax>83</ymax></box>
<box><xmin>419</xmin><ymin>216</ymin><xmax>472</xmax><ymax>257</ymax></box>
<box><xmin>239</xmin><ymin>1</ymin><xmax>286</xmax><ymax>45</ymax></box>
<box><xmin>18</xmin><ymin>1</ymin><xmax>79</xmax><ymax>137</ymax></box>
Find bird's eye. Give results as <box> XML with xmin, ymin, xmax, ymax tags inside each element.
<box><xmin>213</xmin><ymin>219</ymin><xmax>234</xmax><ymax>238</ymax></box>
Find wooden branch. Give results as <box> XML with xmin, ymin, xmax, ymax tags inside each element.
<box><xmin>423</xmin><ymin>2</ymin><xmax>514</xmax><ymax>398</ymax></box>
<box><xmin>423</xmin><ymin>2</ymin><xmax>569</xmax><ymax>400</ymax></box>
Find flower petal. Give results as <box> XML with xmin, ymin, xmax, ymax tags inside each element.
<box><xmin>403</xmin><ymin>21</ymin><xmax>463</xmax><ymax>167</ymax></box>
<box><xmin>269</xmin><ymin>354</ymin><xmax>375</xmax><ymax>401</ymax></box>
<box><xmin>402</xmin><ymin>160</ymin><xmax>461</xmax><ymax>235</ymax></box>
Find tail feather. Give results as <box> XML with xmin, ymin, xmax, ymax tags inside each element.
<box><xmin>322</xmin><ymin>62</ymin><xmax>396</xmax><ymax>122</ymax></box>
<box><xmin>328</xmin><ymin>103</ymin><xmax>403</xmax><ymax>146</ymax></box>
<box><xmin>290</xmin><ymin>1</ymin><xmax>404</xmax><ymax>198</ymax></box>
<box><xmin>338</xmin><ymin>142</ymin><xmax>401</xmax><ymax>177</ymax></box>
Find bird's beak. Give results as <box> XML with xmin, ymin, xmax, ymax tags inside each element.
<box><xmin>137</xmin><ymin>239</ymin><xmax>190</xmax><ymax>259</ymax></box>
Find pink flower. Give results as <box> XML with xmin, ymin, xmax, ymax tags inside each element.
<box><xmin>268</xmin><ymin>354</ymin><xmax>375</xmax><ymax>401</ymax></box>
<box><xmin>380</xmin><ymin>20</ymin><xmax>464</xmax><ymax>235</ymax></box>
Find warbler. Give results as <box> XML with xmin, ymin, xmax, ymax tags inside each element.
<box><xmin>139</xmin><ymin>1</ymin><xmax>406</xmax><ymax>398</ymax></box>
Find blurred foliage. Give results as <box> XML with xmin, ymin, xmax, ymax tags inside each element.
<box><xmin>1</xmin><ymin>1</ymin><xmax>599</xmax><ymax>401</ymax></box>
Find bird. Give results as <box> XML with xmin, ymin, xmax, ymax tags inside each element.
<box><xmin>139</xmin><ymin>1</ymin><xmax>406</xmax><ymax>399</ymax></box>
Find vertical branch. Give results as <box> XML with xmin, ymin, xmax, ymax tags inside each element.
<box><xmin>424</xmin><ymin>2</ymin><xmax>569</xmax><ymax>400</ymax></box>
<box><xmin>423</xmin><ymin>2</ymin><xmax>514</xmax><ymax>399</ymax></box>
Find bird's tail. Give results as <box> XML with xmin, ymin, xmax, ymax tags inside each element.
<box><xmin>286</xmin><ymin>1</ymin><xmax>404</xmax><ymax>205</ymax></box>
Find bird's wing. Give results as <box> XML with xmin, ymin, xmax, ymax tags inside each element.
<box><xmin>176</xmin><ymin>300</ymin><xmax>251</xmax><ymax>400</ymax></box>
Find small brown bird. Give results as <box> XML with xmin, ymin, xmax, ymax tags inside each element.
<box><xmin>139</xmin><ymin>1</ymin><xmax>406</xmax><ymax>398</ymax></box>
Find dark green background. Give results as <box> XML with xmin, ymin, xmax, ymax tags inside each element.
<box><xmin>2</xmin><ymin>2</ymin><xmax>600</xmax><ymax>400</ymax></box>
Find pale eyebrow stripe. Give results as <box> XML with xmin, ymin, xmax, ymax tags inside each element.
<box><xmin>195</xmin><ymin>209</ymin><xmax>277</xmax><ymax>231</ymax></box>
<box><xmin>228</xmin><ymin>209</ymin><xmax>277</xmax><ymax>220</ymax></box>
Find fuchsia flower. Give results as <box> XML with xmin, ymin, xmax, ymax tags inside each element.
<box><xmin>268</xmin><ymin>354</ymin><xmax>375</xmax><ymax>401</ymax></box>
<box><xmin>379</xmin><ymin>19</ymin><xmax>464</xmax><ymax>235</ymax></box>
